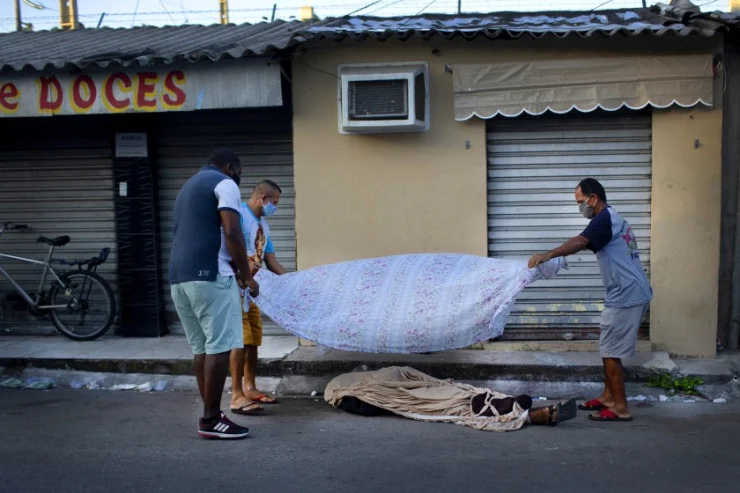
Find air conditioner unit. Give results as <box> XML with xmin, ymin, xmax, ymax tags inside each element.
<box><xmin>337</xmin><ymin>62</ymin><xmax>430</xmax><ymax>134</ymax></box>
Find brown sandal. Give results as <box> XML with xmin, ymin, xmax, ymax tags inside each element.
<box><xmin>230</xmin><ymin>402</ymin><xmax>263</xmax><ymax>416</ymax></box>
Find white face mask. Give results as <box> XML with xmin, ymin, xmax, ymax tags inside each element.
<box><xmin>579</xmin><ymin>198</ymin><xmax>595</xmax><ymax>219</ymax></box>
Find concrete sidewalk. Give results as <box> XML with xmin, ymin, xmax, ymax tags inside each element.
<box><xmin>0</xmin><ymin>334</ymin><xmax>298</xmax><ymax>361</ymax></box>
<box><xmin>0</xmin><ymin>334</ymin><xmax>737</xmax><ymax>384</ymax></box>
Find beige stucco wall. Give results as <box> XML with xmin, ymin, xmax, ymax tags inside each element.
<box><xmin>292</xmin><ymin>37</ymin><xmax>723</xmax><ymax>356</ymax></box>
<box><xmin>292</xmin><ymin>43</ymin><xmax>489</xmax><ymax>268</ymax></box>
<box><xmin>650</xmin><ymin>108</ymin><xmax>722</xmax><ymax>357</ymax></box>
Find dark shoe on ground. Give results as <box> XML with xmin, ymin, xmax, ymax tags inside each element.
<box><xmin>198</xmin><ymin>412</ymin><xmax>250</xmax><ymax>439</ymax></box>
<box><xmin>558</xmin><ymin>398</ymin><xmax>578</xmax><ymax>423</ymax></box>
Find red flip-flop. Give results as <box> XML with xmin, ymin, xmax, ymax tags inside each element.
<box><xmin>578</xmin><ymin>399</ymin><xmax>606</xmax><ymax>411</ymax></box>
<box><xmin>588</xmin><ymin>408</ymin><xmax>633</xmax><ymax>422</ymax></box>
<box><xmin>250</xmin><ymin>393</ymin><xmax>278</xmax><ymax>404</ymax></box>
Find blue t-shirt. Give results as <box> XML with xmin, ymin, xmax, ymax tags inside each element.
<box><xmin>580</xmin><ymin>206</ymin><xmax>652</xmax><ymax>308</ymax></box>
<box><xmin>240</xmin><ymin>203</ymin><xmax>274</xmax><ymax>270</ymax></box>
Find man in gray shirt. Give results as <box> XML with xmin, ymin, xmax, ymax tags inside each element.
<box><xmin>529</xmin><ymin>178</ymin><xmax>652</xmax><ymax>422</ymax></box>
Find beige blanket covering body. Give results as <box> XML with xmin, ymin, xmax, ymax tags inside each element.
<box><xmin>325</xmin><ymin>366</ymin><xmax>529</xmax><ymax>432</ymax></box>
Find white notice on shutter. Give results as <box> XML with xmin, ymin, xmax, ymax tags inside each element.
<box><xmin>115</xmin><ymin>133</ymin><xmax>148</xmax><ymax>158</ymax></box>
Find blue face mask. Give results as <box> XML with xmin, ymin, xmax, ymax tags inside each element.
<box><xmin>262</xmin><ymin>200</ymin><xmax>278</xmax><ymax>217</ymax></box>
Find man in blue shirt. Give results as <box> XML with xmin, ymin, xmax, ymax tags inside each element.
<box><xmin>169</xmin><ymin>149</ymin><xmax>259</xmax><ymax>439</ymax></box>
<box><xmin>529</xmin><ymin>178</ymin><xmax>652</xmax><ymax>422</ymax></box>
<box><xmin>229</xmin><ymin>180</ymin><xmax>287</xmax><ymax>415</ymax></box>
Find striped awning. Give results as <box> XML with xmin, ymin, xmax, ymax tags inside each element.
<box><xmin>453</xmin><ymin>54</ymin><xmax>714</xmax><ymax>120</ymax></box>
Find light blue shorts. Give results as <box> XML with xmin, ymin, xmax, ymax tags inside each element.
<box><xmin>170</xmin><ymin>275</ymin><xmax>242</xmax><ymax>355</ymax></box>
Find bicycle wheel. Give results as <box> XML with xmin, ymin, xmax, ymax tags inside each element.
<box><xmin>48</xmin><ymin>271</ymin><xmax>116</xmax><ymax>341</ymax></box>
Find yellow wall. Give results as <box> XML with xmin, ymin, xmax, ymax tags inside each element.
<box><xmin>292</xmin><ymin>37</ymin><xmax>723</xmax><ymax>356</ymax></box>
<box><xmin>651</xmin><ymin>108</ymin><xmax>723</xmax><ymax>357</ymax></box>
<box><xmin>292</xmin><ymin>42</ymin><xmax>489</xmax><ymax>268</ymax></box>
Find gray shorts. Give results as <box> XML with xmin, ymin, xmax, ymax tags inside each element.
<box><xmin>599</xmin><ymin>304</ymin><xmax>649</xmax><ymax>359</ymax></box>
<box><xmin>170</xmin><ymin>275</ymin><xmax>243</xmax><ymax>355</ymax></box>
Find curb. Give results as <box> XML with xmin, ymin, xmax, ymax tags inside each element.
<box><xmin>0</xmin><ymin>355</ymin><xmax>733</xmax><ymax>385</ymax></box>
<box><xmin>4</xmin><ymin>367</ymin><xmax>737</xmax><ymax>403</ymax></box>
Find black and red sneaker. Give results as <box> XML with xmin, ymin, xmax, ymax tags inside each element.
<box><xmin>198</xmin><ymin>412</ymin><xmax>250</xmax><ymax>440</ymax></box>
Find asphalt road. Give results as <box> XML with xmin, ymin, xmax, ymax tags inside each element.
<box><xmin>1</xmin><ymin>389</ymin><xmax>738</xmax><ymax>493</ymax></box>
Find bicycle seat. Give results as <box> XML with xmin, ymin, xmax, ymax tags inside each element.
<box><xmin>37</xmin><ymin>235</ymin><xmax>71</xmax><ymax>247</ymax></box>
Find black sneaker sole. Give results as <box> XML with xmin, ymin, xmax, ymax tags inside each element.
<box><xmin>198</xmin><ymin>430</ymin><xmax>249</xmax><ymax>440</ymax></box>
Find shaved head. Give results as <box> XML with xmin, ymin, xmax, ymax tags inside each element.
<box><xmin>253</xmin><ymin>180</ymin><xmax>282</xmax><ymax>198</ymax></box>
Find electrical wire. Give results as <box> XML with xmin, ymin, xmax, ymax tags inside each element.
<box><xmin>179</xmin><ymin>0</ymin><xmax>188</xmax><ymax>23</ymax></box>
<box><xmin>413</xmin><ymin>0</ymin><xmax>441</xmax><ymax>16</ymax></box>
<box><xmin>296</xmin><ymin>60</ymin><xmax>340</xmax><ymax>79</ymax></box>
<box><xmin>364</xmin><ymin>0</ymin><xmax>409</xmax><ymax>15</ymax></box>
<box><xmin>158</xmin><ymin>0</ymin><xmax>177</xmax><ymax>23</ymax></box>
<box><xmin>0</xmin><ymin>5</ymin><xmax>391</xmax><ymax>21</ymax></box>
<box><xmin>0</xmin><ymin>0</ymin><xmax>677</xmax><ymax>32</ymax></box>
<box><xmin>346</xmin><ymin>1</ymin><xmax>389</xmax><ymax>16</ymax></box>
<box><xmin>2</xmin><ymin>2</ymin><xmax>639</xmax><ymax>22</ymax></box>
<box><xmin>397</xmin><ymin>0</ymin><xmax>440</xmax><ymax>25</ymax></box>
<box><xmin>131</xmin><ymin>0</ymin><xmax>141</xmax><ymax>27</ymax></box>
<box><xmin>1</xmin><ymin>0</ymin><xmax>652</xmax><ymax>21</ymax></box>
<box><xmin>22</xmin><ymin>0</ymin><xmax>46</xmax><ymax>10</ymax></box>
<box><xmin>590</xmin><ymin>0</ymin><xmax>616</xmax><ymax>11</ymax></box>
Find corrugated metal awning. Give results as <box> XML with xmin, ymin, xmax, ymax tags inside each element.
<box><xmin>1</xmin><ymin>7</ymin><xmax>736</xmax><ymax>74</ymax></box>
<box><xmin>452</xmin><ymin>55</ymin><xmax>714</xmax><ymax>120</ymax></box>
<box><xmin>0</xmin><ymin>21</ymin><xmax>313</xmax><ymax>72</ymax></box>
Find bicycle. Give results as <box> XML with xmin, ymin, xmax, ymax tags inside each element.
<box><xmin>0</xmin><ymin>222</ymin><xmax>117</xmax><ymax>341</ymax></box>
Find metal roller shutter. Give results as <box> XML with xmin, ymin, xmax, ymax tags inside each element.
<box><xmin>156</xmin><ymin>108</ymin><xmax>295</xmax><ymax>335</ymax></box>
<box><xmin>0</xmin><ymin>115</ymin><xmax>118</xmax><ymax>334</ymax></box>
<box><xmin>487</xmin><ymin>112</ymin><xmax>652</xmax><ymax>340</ymax></box>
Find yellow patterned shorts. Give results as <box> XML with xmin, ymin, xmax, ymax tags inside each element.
<box><xmin>240</xmin><ymin>297</ymin><xmax>263</xmax><ymax>347</ymax></box>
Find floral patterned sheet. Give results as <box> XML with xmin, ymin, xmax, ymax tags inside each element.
<box><xmin>248</xmin><ymin>254</ymin><xmax>567</xmax><ymax>354</ymax></box>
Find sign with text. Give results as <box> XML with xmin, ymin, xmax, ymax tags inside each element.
<box><xmin>0</xmin><ymin>60</ymin><xmax>282</xmax><ymax>118</ymax></box>
<box><xmin>115</xmin><ymin>133</ymin><xmax>148</xmax><ymax>158</ymax></box>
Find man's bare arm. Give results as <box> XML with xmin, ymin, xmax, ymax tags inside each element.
<box><xmin>220</xmin><ymin>210</ymin><xmax>259</xmax><ymax>296</ymax></box>
<box><xmin>528</xmin><ymin>235</ymin><xmax>589</xmax><ymax>268</ymax></box>
<box><xmin>264</xmin><ymin>253</ymin><xmax>287</xmax><ymax>275</ymax></box>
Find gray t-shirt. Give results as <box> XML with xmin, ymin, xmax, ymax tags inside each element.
<box><xmin>580</xmin><ymin>206</ymin><xmax>652</xmax><ymax>308</ymax></box>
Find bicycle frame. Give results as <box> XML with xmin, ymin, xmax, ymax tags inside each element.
<box><xmin>0</xmin><ymin>244</ymin><xmax>70</xmax><ymax>310</ymax></box>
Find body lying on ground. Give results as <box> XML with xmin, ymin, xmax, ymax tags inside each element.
<box><xmin>324</xmin><ymin>366</ymin><xmax>577</xmax><ymax>432</ymax></box>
